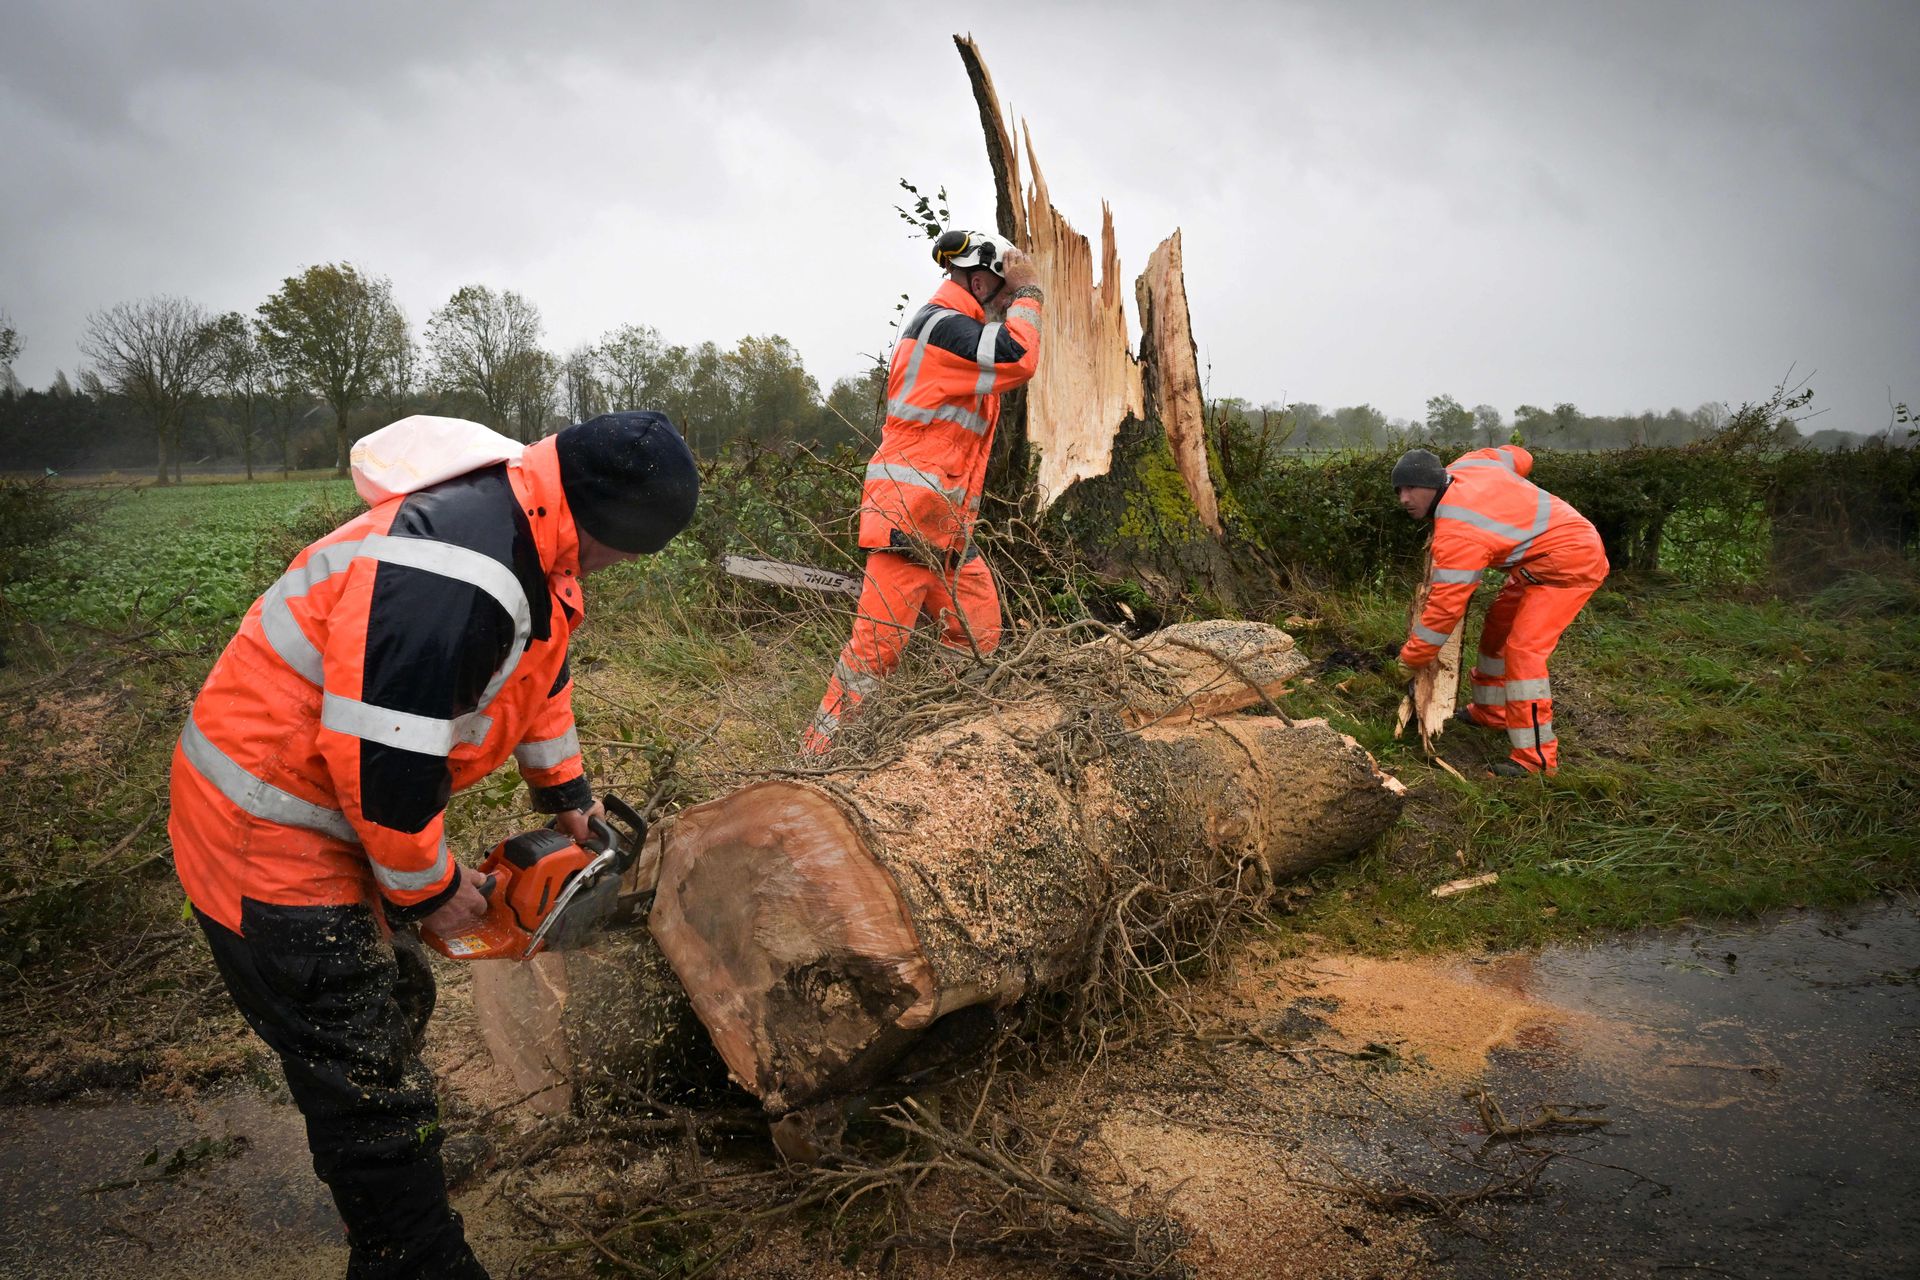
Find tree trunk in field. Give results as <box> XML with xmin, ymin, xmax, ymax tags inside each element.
<box><xmin>471</xmin><ymin>623</ymin><xmax>1404</xmax><ymax>1121</ymax></box>
<box><xmin>957</xmin><ymin>36</ymin><xmax>1273</xmax><ymax>612</ymax></box>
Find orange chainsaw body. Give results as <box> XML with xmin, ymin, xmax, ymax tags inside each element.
<box><xmin>422</xmin><ymin>829</ymin><xmax>591</xmax><ymax>961</ymax></box>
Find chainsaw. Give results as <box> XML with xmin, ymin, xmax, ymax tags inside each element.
<box><xmin>423</xmin><ymin>794</ymin><xmax>647</xmax><ymax>961</ymax></box>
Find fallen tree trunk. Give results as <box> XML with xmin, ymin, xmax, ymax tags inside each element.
<box><xmin>645</xmin><ymin>625</ymin><xmax>1401</xmax><ymax>1116</ymax></box>
<box><xmin>472</xmin><ymin>623</ymin><xmax>1403</xmax><ymax>1123</ymax></box>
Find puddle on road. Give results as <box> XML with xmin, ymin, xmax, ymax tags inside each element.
<box><xmin>3</xmin><ymin>902</ymin><xmax>1914</xmax><ymax>1279</ymax></box>
<box><xmin>0</xmin><ymin>1086</ymin><xmax>344</xmax><ymax>1279</ymax></box>
<box><xmin>1384</xmin><ymin>902</ymin><xmax>1920</xmax><ymax>1279</ymax></box>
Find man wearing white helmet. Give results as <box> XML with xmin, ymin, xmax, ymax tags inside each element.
<box><xmin>802</xmin><ymin>229</ymin><xmax>1044</xmax><ymax>754</ymax></box>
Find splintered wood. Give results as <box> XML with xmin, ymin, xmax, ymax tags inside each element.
<box><xmin>1097</xmin><ymin>618</ymin><xmax>1308</xmax><ymax>727</ymax></box>
<box><xmin>956</xmin><ymin>34</ymin><xmax>1145</xmax><ymax>508</ymax></box>
<box><xmin>1137</xmin><ymin>231</ymin><xmax>1223</xmax><ymax>535</ymax></box>
<box><xmin>1394</xmin><ymin>544</ymin><xmax>1465</xmax><ymax>750</ymax></box>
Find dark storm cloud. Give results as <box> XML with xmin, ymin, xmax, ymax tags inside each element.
<box><xmin>2</xmin><ymin>0</ymin><xmax>1916</xmax><ymax>433</ymax></box>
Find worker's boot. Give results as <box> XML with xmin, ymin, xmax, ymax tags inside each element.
<box><xmin>1486</xmin><ymin>759</ymin><xmax>1533</xmax><ymax>778</ymax></box>
<box><xmin>1453</xmin><ymin>707</ymin><xmax>1500</xmax><ymax>732</ymax></box>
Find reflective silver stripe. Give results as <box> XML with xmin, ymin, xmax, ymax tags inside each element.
<box><xmin>258</xmin><ymin>539</ymin><xmax>365</xmax><ymax>684</ymax></box>
<box><xmin>866</xmin><ymin>461</ymin><xmax>964</xmax><ymax>507</ymax></box>
<box><xmin>1435</xmin><ymin>501</ymin><xmax>1540</xmax><ymax>544</ymax></box>
<box><xmin>1501</xmin><ymin>490</ymin><xmax>1553</xmax><ymax>567</ymax></box>
<box><xmin>1431</xmin><ymin>567</ymin><xmax>1483</xmax><ymax>584</ymax></box>
<box><xmin>808</xmin><ymin>709</ymin><xmax>839</xmax><ymax>737</ymax></box>
<box><xmin>1505</xmin><ymin>678</ymin><xmax>1552</xmax><ymax>701</ymax></box>
<box><xmin>363</xmin><ymin>535</ymin><xmax>533</xmax><ymax>711</ymax></box>
<box><xmin>1007</xmin><ymin>302</ymin><xmax>1040</xmax><ymax>328</ymax></box>
<box><xmin>370</xmin><ymin>836</ymin><xmax>451</xmax><ymax>894</ymax></box>
<box><xmin>885</xmin><ymin>395</ymin><xmax>991</xmax><ymax>436</ymax></box>
<box><xmin>178</xmin><ymin>716</ymin><xmax>356</xmax><ymax>843</ymax></box>
<box><xmin>895</xmin><ymin>307</ymin><xmax>949</xmax><ymax>408</ymax></box>
<box><xmin>832</xmin><ymin>658</ymin><xmax>880</xmax><ymax>698</ymax></box>
<box><xmin>1472</xmin><ymin>685</ymin><xmax>1507</xmax><ymax>705</ymax></box>
<box><xmin>256</xmin><ymin>534</ymin><xmax>532</xmax><ymax>720</ymax></box>
<box><xmin>974</xmin><ymin>322</ymin><xmax>1002</xmax><ymax>398</ymax></box>
<box><xmin>322</xmin><ymin>692</ymin><xmax>459</xmax><ymax>756</ymax></box>
<box><xmin>1475</xmin><ymin>653</ymin><xmax>1506</xmax><ymax>676</ymax></box>
<box><xmin>1508</xmin><ymin>720</ymin><xmax>1556</xmax><ymax>747</ymax></box>
<box><xmin>1412</xmin><ymin>621</ymin><xmax>1452</xmax><ymax>647</ymax></box>
<box><xmin>1450</xmin><ymin>458</ymin><xmax>1513</xmax><ymax>472</ymax></box>
<box><xmin>514</xmin><ymin>727</ymin><xmax>581</xmax><ymax>770</ymax></box>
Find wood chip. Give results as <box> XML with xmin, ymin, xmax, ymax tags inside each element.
<box><xmin>1430</xmin><ymin>872</ymin><xmax>1499</xmax><ymax>898</ymax></box>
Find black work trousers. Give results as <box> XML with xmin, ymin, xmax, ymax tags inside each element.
<box><xmin>197</xmin><ymin>899</ymin><xmax>488</xmax><ymax>1279</ymax></box>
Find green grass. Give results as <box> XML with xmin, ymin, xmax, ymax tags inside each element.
<box><xmin>3</xmin><ymin>477</ymin><xmax>357</xmax><ymax>638</ymax></box>
<box><xmin>4</xmin><ymin>476</ymin><xmax>1916</xmax><ymax>973</ymax></box>
<box><xmin>1271</xmin><ymin>568</ymin><xmax>1920</xmax><ymax>950</ymax></box>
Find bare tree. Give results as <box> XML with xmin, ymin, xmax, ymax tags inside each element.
<box><xmin>79</xmin><ymin>295</ymin><xmax>220</xmax><ymax>484</ymax></box>
<box><xmin>258</xmin><ymin>263</ymin><xmax>409</xmax><ymax>475</ymax></box>
<box><xmin>0</xmin><ymin>309</ymin><xmax>20</xmax><ymax>392</ymax></box>
<box><xmin>506</xmin><ymin>348</ymin><xmax>559</xmax><ymax>441</ymax></box>
<box><xmin>1471</xmin><ymin>403</ymin><xmax>1505</xmax><ymax>446</ymax></box>
<box><xmin>209</xmin><ymin>312</ymin><xmax>271</xmax><ymax>480</ymax></box>
<box><xmin>593</xmin><ymin>323</ymin><xmax>667</xmax><ymax>409</ymax></box>
<box><xmin>425</xmin><ymin>285</ymin><xmax>544</xmax><ymax>435</ymax></box>
<box><xmin>370</xmin><ymin>308</ymin><xmax>420</xmax><ymax>428</ymax></box>
<box><xmin>560</xmin><ymin>343</ymin><xmax>604</xmax><ymax>424</ymax></box>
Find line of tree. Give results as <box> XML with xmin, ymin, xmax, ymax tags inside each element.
<box><xmin>0</xmin><ymin>267</ymin><xmax>888</xmax><ymax>481</ymax></box>
<box><xmin>1211</xmin><ymin>391</ymin><xmax>1882</xmax><ymax>485</ymax></box>
<box><xmin>3</xmin><ymin>274</ymin><xmax>1903</xmax><ymax>482</ymax></box>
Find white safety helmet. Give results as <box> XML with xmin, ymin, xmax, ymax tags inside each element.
<box><xmin>932</xmin><ymin>228</ymin><xmax>1016</xmax><ymax>277</ymax></box>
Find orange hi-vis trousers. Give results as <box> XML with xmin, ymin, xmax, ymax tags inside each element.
<box><xmin>801</xmin><ymin>549</ymin><xmax>1002</xmax><ymax>755</ymax></box>
<box><xmin>1461</xmin><ymin>573</ymin><xmax>1602</xmax><ymax>773</ymax></box>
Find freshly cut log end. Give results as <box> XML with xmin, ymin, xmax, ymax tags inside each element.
<box><xmin>468</xmin><ymin>915</ymin><xmax>723</xmax><ymax>1120</ymax></box>
<box><xmin>648</xmin><ymin>781</ymin><xmax>943</xmax><ymax>1114</ymax></box>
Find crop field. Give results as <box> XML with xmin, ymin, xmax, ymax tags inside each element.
<box><xmin>3</xmin><ymin>476</ymin><xmax>356</xmax><ymax>634</ymax></box>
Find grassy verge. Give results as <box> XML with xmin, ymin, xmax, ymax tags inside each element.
<box><xmin>1</xmin><ymin>473</ymin><xmax>1914</xmax><ymax>1096</ymax></box>
<box><xmin>1271</xmin><ymin>567</ymin><xmax>1920</xmax><ymax>950</ymax></box>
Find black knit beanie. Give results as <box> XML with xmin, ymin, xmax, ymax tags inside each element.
<box><xmin>1390</xmin><ymin>448</ymin><xmax>1449</xmax><ymax>491</ymax></box>
<box><xmin>555</xmin><ymin>411</ymin><xmax>700</xmax><ymax>554</ymax></box>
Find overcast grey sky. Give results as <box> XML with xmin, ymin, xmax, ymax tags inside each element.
<box><xmin>3</xmin><ymin>0</ymin><xmax>1916</xmax><ymax>433</ymax></box>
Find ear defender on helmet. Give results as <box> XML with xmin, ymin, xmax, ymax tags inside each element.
<box><xmin>932</xmin><ymin>229</ymin><xmax>1014</xmax><ymax>277</ymax></box>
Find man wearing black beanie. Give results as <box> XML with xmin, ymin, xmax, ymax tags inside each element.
<box><xmin>170</xmin><ymin>410</ymin><xmax>698</xmax><ymax>1278</ymax></box>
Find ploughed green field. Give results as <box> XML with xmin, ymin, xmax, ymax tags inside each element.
<box><xmin>1</xmin><ymin>472</ymin><xmax>1916</xmax><ymax>1009</ymax></box>
<box><xmin>5</xmin><ymin>475</ymin><xmax>356</xmax><ymax>634</ymax></box>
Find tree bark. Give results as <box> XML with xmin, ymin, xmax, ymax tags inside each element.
<box><xmin>472</xmin><ymin>623</ymin><xmax>1404</xmax><ymax>1119</ymax></box>
<box><xmin>640</xmin><ymin>622</ymin><xmax>1398</xmax><ymax>1115</ymax></box>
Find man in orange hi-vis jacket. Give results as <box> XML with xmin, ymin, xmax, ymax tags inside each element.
<box><xmin>169</xmin><ymin>411</ymin><xmax>698</xmax><ymax>1278</ymax></box>
<box><xmin>1392</xmin><ymin>444</ymin><xmax>1609</xmax><ymax>776</ymax></box>
<box><xmin>801</xmin><ymin>228</ymin><xmax>1043</xmax><ymax>755</ymax></box>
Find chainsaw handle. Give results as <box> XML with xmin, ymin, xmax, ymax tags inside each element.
<box><xmin>596</xmin><ymin>795</ymin><xmax>648</xmax><ymax>873</ymax></box>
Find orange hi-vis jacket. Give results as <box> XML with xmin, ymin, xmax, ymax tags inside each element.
<box><xmin>169</xmin><ymin>437</ymin><xmax>593</xmax><ymax>934</ymax></box>
<box><xmin>1400</xmin><ymin>445</ymin><xmax>1608</xmax><ymax>667</ymax></box>
<box><xmin>857</xmin><ymin>278</ymin><xmax>1042</xmax><ymax>554</ymax></box>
